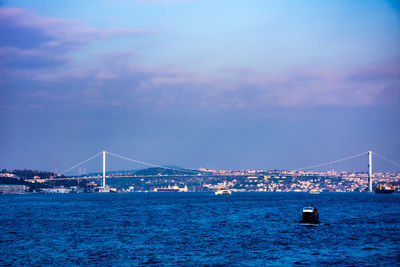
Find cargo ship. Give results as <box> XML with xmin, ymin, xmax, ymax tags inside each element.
<box><xmin>375</xmin><ymin>183</ymin><xmax>395</xmax><ymax>194</ymax></box>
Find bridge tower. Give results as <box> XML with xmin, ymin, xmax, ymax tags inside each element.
<box><xmin>368</xmin><ymin>150</ymin><xmax>372</xmax><ymax>192</ymax></box>
<box><xmin>102</xmin><ymin>150</ymin><xmax>106</xmax><ymax>188</ymax></box>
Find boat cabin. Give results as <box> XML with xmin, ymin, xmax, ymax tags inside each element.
<box><xmin>300</xmin><ymin>207</ymin><xmax>320</xmax><ymax>224</ymax></box>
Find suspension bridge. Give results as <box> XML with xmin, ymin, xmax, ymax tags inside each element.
<box><xmin>51</xmin><ymin>150</ymin><xmax>400</xmax><ymax>192</ymax></box>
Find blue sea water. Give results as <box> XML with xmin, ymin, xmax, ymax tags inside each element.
<box><xmin>0</xmin><ymin>193</ymin><xmax>399</xmax><ymax>266</ymax></box>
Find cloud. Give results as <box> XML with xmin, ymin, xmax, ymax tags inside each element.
<box><xmin>0</xmin><ymin>46</ymin><xmax>70</xmax><ymax>69</ymax></box>
<box><xmin>0</xmin><ymin>8</ymin><xmax>155</xmax><ymax>70</ymax></box>
<box><xmin>1</xmin><ymin>8</ymin><xmax>398</xmax><ymax>112</ymax></box>
<box><xmin>21</xmin><ymin>55</ymin><xmax>399</xmax><ymax>112</ymax></box>
<box><xmin>6</xmin><ymin>45</ymin><xmax>399</xmax><ymax>113</ymax></box>
<box><xmin>345</xmin><ymin>64</ymin><xmax>400</xmax><ymax>83</ymax></box>
<box><xmin>220</xmin><ymin>64</ymin><xmax>400</xmax><ymax>108</ymax></box>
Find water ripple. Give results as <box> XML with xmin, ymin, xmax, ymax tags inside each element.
<box><xmin>0</xmin><ymin>193</ymin><xmax>399</xmax><ymax>266</ymax></box>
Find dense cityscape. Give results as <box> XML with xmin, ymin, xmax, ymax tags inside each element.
<box><xmin>1</xmin><ymin>168</ymin><xmax>399</xmax><ymax>194</ymax></box>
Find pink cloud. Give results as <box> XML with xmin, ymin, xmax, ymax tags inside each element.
<box><xmin>4</xmin><ymin>37</ymin><xmax>399</xmax><ymax>112</ymax></box>
<box><xmin>0</xmin><ymin>7</ymin><xmax>155</xmax><ymax>42</ymax></box>
<box><xmin>345</xmin><ymin>64</ymin><xmax>400</xmax><ymax>82</ymax></box>
<box><xmin>0</xmin><ymin>7</ymin><xmax>156</xmax><ymax>72</ymax></box>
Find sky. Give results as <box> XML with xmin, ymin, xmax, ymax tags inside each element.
<box><xmin>1</xmin><ymin>0</ymin><xmax>400</xmax><ymax>173</ymax></box>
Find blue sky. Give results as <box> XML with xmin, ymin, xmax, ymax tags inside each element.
<box><xmin>1</xmin><ymin>0</ymin><xmax>399</xmax><ymax>173</ymax></box>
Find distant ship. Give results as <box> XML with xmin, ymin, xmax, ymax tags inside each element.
<box><xmin>215</xmin><ymin>188</ymin><xmax>232</xmax><ymax>195</ymax></box>
<box><xmin>154</xmin><ymin>185</ymin><xmax>188</xmax><ymax>192</ymax></box>
<box><xmin>309</xmin><ymin>190</ymin><xmax>321</xmax><ymax>194</ymax></box>
<box><xmin>375</xmin><ymin>183</ymin><xmax>395</xmax><ymax>194</ymax></box>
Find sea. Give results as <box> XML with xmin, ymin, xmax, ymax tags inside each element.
<box><xmin>1</xmin><ymin>192</ymin><xmax>399</xmax><ymax>266</ymax></box>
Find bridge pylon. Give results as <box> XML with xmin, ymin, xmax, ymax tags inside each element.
<box><xmin>368</xmin><ymin>150</ymin><xmax>372</xmax><ymax>192</ymax></box>
<box><xmin>102</xmin><ymin>150</ymin><xmax>106</xmax><ymax>189</ymax></box>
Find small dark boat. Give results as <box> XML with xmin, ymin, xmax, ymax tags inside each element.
<box><xmin>300</xmin><ymin>207</ymin><xmax>320</xmax><ymax>225</ymax></box>
<box><xmin>375</xmin><ymin>183</ymin><xmax>395</xmax><ymax>194</ymax></box>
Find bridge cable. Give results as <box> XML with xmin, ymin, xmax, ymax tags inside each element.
<box><xmin>295</xmin><ymin>151</ymin><xmax>368</xmax><ymax>171</ymax></box>
<box><xmin>106</xmin><ymin>151</ymin><xmax>201</xmax><ymax>174</ymax></box>
<box><xmin>373</xmin><ymin>152</ymin><xmax>400</xmax><ymax>168</ymax></box>
<box><xmin>60</xmin><ymin>152</ymin><xmax>103</xmax><ymax>175</ymax></box>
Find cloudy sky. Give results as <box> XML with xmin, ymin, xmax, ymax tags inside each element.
<box><xmin>1</xmin><ymin>0</ymin><xmax>399</xmax><ymax>173</ymax></box>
